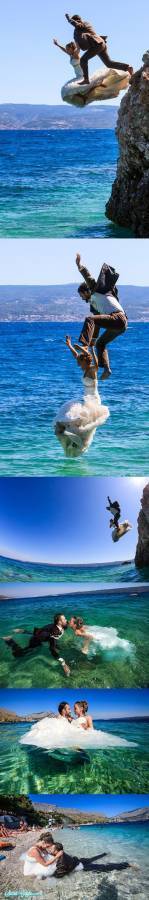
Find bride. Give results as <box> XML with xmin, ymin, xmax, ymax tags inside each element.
<box><xmin>54</xmin><ymin>337</ymin><xmax>109</xmax><ymax>457</ymax></box>
<box><xmin>20</xmin><ymin>699</ymin><xmax>137</xmax><ymax>752</ymax></box>
<box><xmin>53</xmin><ymin>38</ymin><xmax>130</xmax><ymax>107</ymax></box>
<box><xmin>111</xmin><ymin>520</ymin><xmax>132</xmax><ymax>542</ymax></box>
<box><xmin>23</xmin><ymin>833</ymin><xmax>63</xmax><ymax>878</ymax></box>
<box><xmin>70</xmin><ymin>616</ymin><xmax>133</xmax><ymax>657</ymax></box>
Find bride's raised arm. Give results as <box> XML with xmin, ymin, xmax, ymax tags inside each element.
<box><xmin>66</xmin><ymin>335</ymin><xmax>79</xmax><ymax>359</ymax></box>
<box><xmin>53</xmin><ymin>39</ymin><xmax>68</xmax><ymax>55</ymax></box>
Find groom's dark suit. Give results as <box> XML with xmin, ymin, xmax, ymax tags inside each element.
<box><xmin>7</xmin><ymin>622</ymin><xmax>65</xmax><ymax>663</ymax></box>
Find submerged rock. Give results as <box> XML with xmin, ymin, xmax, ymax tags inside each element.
<box><xmin>106</xmin><ymin>52</ymin><xmax>149</xmax><ymax>236</ymax></box>
<box><xmin>135</xmin><ymin>482</ymin><xmax>149</xmax><ymax>568</ymax></box>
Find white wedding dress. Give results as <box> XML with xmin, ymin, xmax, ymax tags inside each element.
<box><xmin>82</xmin><ymin>625</ymin><xmax>132</xmax><ymax>655</ymax></box>
<box><xmin>54</xmin><ymin>374</ymin><xmax>109</xmax><ymax>457</ymax></box>
<box><xmin>112</xmin><ymin>521</ymin><xmax>132</xmax><ymax>542</ymax></box>
<box><xmin>20</xmin><ymin>714</ymin><xmax>136</xmax><ymax>751</ymax></box>
<box><xmin>61</xmin><ymin>56</ymin><xmax>130</xmax><ymax>107</ymax></box>
<box><xmin>23</xmin><ymin>849</ymin><xmax>57</xmax><ymax>878</ymax></box>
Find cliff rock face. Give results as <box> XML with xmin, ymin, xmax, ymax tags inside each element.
<box><xmin>106</xmin><ymin>52</ymin><xmax>149</xmax><ymax>236</ymax></box>
<box><xmin>135</xmin><ymin>482</ymin><xmax>149</xmax><ymax>568</ymax></box>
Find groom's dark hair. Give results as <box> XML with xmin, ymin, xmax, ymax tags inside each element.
<box><xmin>54</xmin><ymin>614</ymin><xmax>68</xmax><ymax>629</ymax></box>
<box><xmin>54</xmin><ymin>613</ymin><xmax>63</xmax><ymax>625</ymax></box>
<box><xmin>58</xmin><ymin>701</ymin><xmax>68</xmax><ymax>715</ymax></box>
<box><xmin>39</xmin><ymin>832</ymin><xmax>54</xmax><ymax>844</ymax></box>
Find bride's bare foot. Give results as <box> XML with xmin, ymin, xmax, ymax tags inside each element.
<box><xmin>101</xmin><ymin>368</ymin><xmax>111</xmax><ymax>381</ymax></box>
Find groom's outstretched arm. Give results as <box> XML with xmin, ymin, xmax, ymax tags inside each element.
<box><xmin>49</xmin><ymin>636</ymin><xmax>70</xmax><ymax>676</ymax></box>
<box><xmin>76</xmin><ymin>253</ymin><xmax>96</xmax><ymax>292</ymax></box>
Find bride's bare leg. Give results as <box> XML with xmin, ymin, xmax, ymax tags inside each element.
<box><xmin>82</xmin><ymin>638</ymin><xmax>90</xmax><ymax>655</ymax></box>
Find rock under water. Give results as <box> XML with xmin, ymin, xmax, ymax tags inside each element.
<box><xmin>135</xmin><ymin>482</ymin><xmax>149</xmax><ymax>568</ymax></box>
<box><xmin>106</xmin><ymin>51</ymin><xmax>149</xmax><ymax>236</ymax></box>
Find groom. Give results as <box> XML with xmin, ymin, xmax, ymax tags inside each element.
<box><xmin>75</xmin><ymin>252</ymin><xmax>127</xmax><ymax>380</ymax></box>
<box><xmin>65</xmin><ymin>14</ymin><xmax>132</xmax><ymax>83</ymax></box>
<box><xmin>3</xmin><ymin>614</ymin><xmax>70</xmax><ymax>677</ymax></box>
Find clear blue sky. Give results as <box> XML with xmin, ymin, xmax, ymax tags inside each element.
<box><xmin>0</xmin><ymin>477</ymin><xmax>146</xmax><ymax>564</ymax></box>
<box><xmin>0</xmin><ymin>239</ymin><xmax>148</xmax><ymax>287</ymax></box>
<box><xmin>1</xmin><ymin>688</ymin><xmax>148</xmax><ymax>718</ymax></box>
<box><xmin>0</xmin><ymin>0</ymin><xmax>148</xmax><ymax>104</ymax></box>
<box><xmin>30</xmin><ymin>793</ymin><xmax>149</xmax><ymax>817</ymax></box>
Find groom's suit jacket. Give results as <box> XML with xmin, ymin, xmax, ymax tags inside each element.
<box><xmin>33</xmin><ymin>623</ymin><xmax>64</xmax><ymax>660</ymax></box>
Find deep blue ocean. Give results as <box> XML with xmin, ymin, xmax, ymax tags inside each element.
<box><xmin>0</xmin><ymin>320</ymin><xmax>148</xmax><ymax>475</ymax></box>
<box><xmin>0</xmin><ymin>129</ymin><xmax>131</xmax><ymax>237</ymax></box>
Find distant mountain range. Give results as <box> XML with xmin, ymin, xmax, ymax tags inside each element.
<box><xmin>0</xmin><ymin>103</ymin><xmax>117</xmax><ymax>131</ymax></box>
<box><xmin>34</xmin><ymin>801</ymin><xmax>149</xmax><ymax>825</ymax></box>
<box><xmin>0</xmin><ymin>708</ymin><xmax>53</xmax><ymax>723</ymax></box>
<box><xmin>0</xmin><ymin>285</ymin><xmax>148</xmax><ymax>321</ymax></box>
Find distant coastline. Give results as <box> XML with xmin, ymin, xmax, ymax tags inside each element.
<box><xmin>0</xmin><ymin>103</ymin><xmax>117</xmax><ymax>131</ymax></box>
<box><xmin>0</xmin><ymin>285</ymin><xmax>148</xmax><ymax>322</ymax></box>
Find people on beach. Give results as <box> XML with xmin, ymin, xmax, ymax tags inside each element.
<box><xmin>20</xmin><ymin>699</ymin><xmax>137</xmax><ymax>751</ymax></box>
<box><xmin>54</xmin><ymin>337</ymin><xmax>109</xmax><ymax>456</ymax></box>
<box><xmin>76</xmin><ymin>253</ymin><xmax>128</xmax><ymax>380</ymax></box>
<box><xmin>65</xmin><ymin>14</ymin><xmax>133</xmax><ymax>83</ymax></box>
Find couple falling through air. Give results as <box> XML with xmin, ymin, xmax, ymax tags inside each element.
<box><xmin>107</xmin><ymin>496</ymin><xmax>132</xmax><ymax>543</ymax></box>
<box><xmin>54</xmin><ymin>13</ymin><xmax>132</xmax><ymax>106</ymax></box>
<box><xmin>23</xmin><ymin>830</ymin><xmax>138</xmax><ymax>881</ymax></box>
<box><xmin>4</xmin><ymin>612</ymin><xmax>132</xmax><ymax>678</ymax></box>
<box><xmin>55</xmin><ymin>254</ymin><xmax>127</xmax><ymax>456</ymax></box>
<box><xmin>20</xmin><ymin>700</ymin><xmax>137</xmax><ymax>752</ymax></box>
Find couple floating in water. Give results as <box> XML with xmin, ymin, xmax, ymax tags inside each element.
<box><xmin>54</xmin><ymin>13</ymin><xmax>133</xmax><ymax>106</ymax></box>
<box><xmin>4</xmin><ymin>612</ymin><xmax>133</xmax><ymax>679</ymax></box>
<box><xmin>20</xmin><ymin>699</ymin><xmax>137</xmax><ymax>751</ymax></box>
<box><xmin>55</xmin><ymin>253</ymin><xmax>127</xmax><ymax>456</ymax></box>
<box><xmin>107</xmin><ymin>496</ymin><xmax>132</xmax><ymax>542</ymax></box>
<box><xmin>23</xmin><ymin>830</ymin><xmax>138</xmax><ymax>881</ymax></box>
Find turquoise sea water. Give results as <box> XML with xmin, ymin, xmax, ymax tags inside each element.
<box><xmin>0</xmin><ymin>719</ymin><xmax>148</xmax><ymax>795</ymax></box>
<box><xmin>0</xmin><ymin>321</ymin><xmax>148</xmax><ymax>475</ymax></box>
<box><xmin>0</xmin><ymin>558</ymin><xmax>148</xmax><ymax>583</ymax></box>
<box><xmin>1</xmin><ymin>588</ymin><xmax>149</xmax><ymax>689</ymax></box>
<box><xmin>0</xmin><ymin>129</ymin><xmax>131</xmax><ymax>238</ymax></box>
<box><xmin>54</xmin><ymin>823</ymin><xmax>149</xmax><ymax>899</ymax></box>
